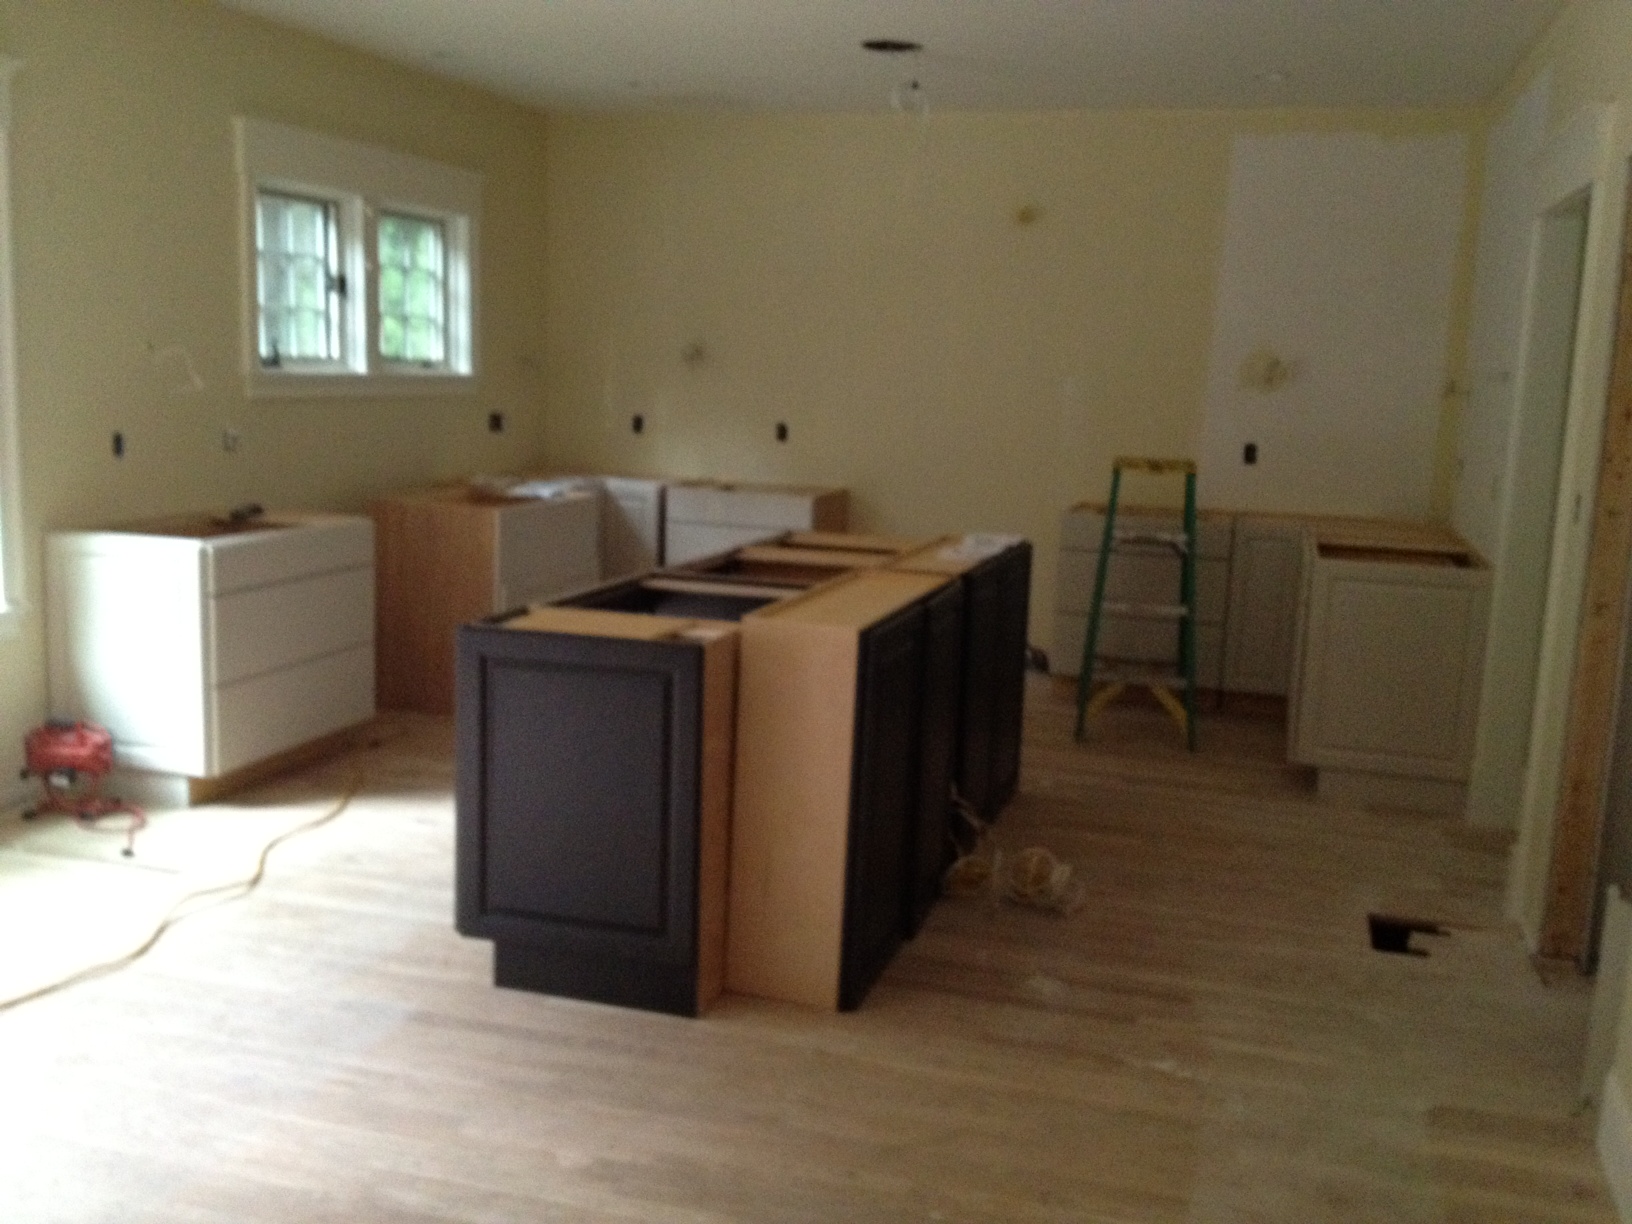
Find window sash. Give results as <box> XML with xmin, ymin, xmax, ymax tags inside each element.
<box><xmin>255</xmin><ymin>189</ymin><xmax>344</xmax><ymax>368</ymax></box>
<box><xmin>376</xmin><ymin>211</ymin><xmax>448</xmax><ymax>367</ymax></box>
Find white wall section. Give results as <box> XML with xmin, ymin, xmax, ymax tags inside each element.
<box><xmin>1196</xmin><ymin>131</ymin><xmax>1468</xmax><ymax>518</ymax></box>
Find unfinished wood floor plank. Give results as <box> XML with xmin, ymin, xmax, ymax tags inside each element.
<box><xmin>0</xmin><ymin>688</ymin><xmax>1617</xmax><ymax>1222</ymax></box>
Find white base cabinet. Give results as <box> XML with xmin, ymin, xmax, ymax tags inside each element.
<box><xmin>47</xmin><ymin>513</ymin><xmax>376</xmax><ymax>782</ymax></box>
<box><xmin>1288</xmin><ymin>538</ymin><xmax>1491</xmax><ymax>809</ymax></box>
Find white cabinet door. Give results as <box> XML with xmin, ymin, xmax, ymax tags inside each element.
<box><xmin>1290</xmin><ymin>549</ymin><xmax>1490</xmax><ymax>779</ymax></box>
<box><xmin>1221</xmin><ymin>517</ymin><xmax>1306</xmax><ymax>695</ymax></box>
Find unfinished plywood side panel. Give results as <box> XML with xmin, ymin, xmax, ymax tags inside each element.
<box><xmin>503</xmin><ymin>605</ymin><xmax>696</xmax><ymax>640</ymax></box>
<box><xmin>726</xmin><ymin>619</ymin><xmax>858</xmax><ymax>1009</ymax></box>
<box><xmin>690</xmin><ymin>627</ymin><xmax>737</xmax><ymax>1012</ymax></box>
<box><xmin>371</xmin><ymin>496</ymin><xmax>495</xmax><ymax>714</ymax></box>
<box><xmin>1540</xmin><ymin>167</ymin><xmax>1632</xmax><ymax>963</ymax></box>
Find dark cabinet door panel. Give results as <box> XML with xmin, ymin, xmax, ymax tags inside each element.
<box><xmin>907</xmin><ymin>580</ymin><xmax>965</xmax><ymax>937</ymax></box>
<box><xmin>482</xmin><ymin>660</ymin><xmax>672</xmax><ymax>932</ymax></box>
<box><xmin>841</xmin><ymin>601</ymin><xmax>925</xmax><ymax>1010</ymax></box>
<box><xmin>989</xmin><ymin>543</ymin><xmax>1033</xmax><ymax>813</ymax></box>
<box><xmin>456</xmin><ymin>623</ymin><xmax>706</xmax><ymax>1015</ymax></box>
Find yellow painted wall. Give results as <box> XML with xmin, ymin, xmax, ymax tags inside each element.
<box><xmin>0</xmin><ymin>0</ymin><xmax>553</xmax><ymax>787</ymax></box>
<box><xmin>541</xmin><ymin>106</ymin><xmax>1482</xmax><ymax>650</ymax></box>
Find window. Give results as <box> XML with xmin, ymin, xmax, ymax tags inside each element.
<box><xmin>234</xmin><ymin>117</ymin><xmax>480</xmax><ymax>396</ymax></box>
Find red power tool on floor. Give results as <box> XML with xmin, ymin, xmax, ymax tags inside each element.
<box><xmin>19</xmin><ymin>720</ymin><xmax>146</xmax><ymax>856</ymax></box>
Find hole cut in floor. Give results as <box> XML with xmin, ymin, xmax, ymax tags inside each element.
<box><xmin>1368</xmin><ymin>912</ymin><xmax>1447</xmax><ymax>957</ymax></box>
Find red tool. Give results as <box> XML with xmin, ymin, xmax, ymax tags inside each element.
<box><xmin>19</xmin><ymin>720</ymin><xmax>146</xmax><ymax>856</ymax></box>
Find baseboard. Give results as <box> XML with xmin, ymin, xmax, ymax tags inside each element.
<box><xmin>1597</xmin><ymin>1069</ymin><xmax>1632</xmax><ymax>1222</ymax></box>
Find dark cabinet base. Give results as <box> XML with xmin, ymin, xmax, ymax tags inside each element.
<box><xmin>494</xmin><ymin>941</ymin><xmax>702</xmax><ymax>1017</ymax></box>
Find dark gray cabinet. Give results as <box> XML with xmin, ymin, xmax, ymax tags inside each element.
<box><xmin>455</xmin><ymin>610</ymin><xmax>735</xmax><ymax>1016</ymax></box>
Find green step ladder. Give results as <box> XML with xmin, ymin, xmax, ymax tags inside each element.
<box><xmin>1073</xmin><ymin>457</ymin><xmax>1200</xmax><ymax>751</ymax></box>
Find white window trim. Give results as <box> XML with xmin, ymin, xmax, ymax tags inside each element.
<box><xmin>233</xmin><ymin>116</ymin><xmax>481</xmax><ymax>398</ymax></box>
<box><xmin>0</xmin><ymin>58</ymin><xmax>25</xmax><ymax>636</ymax></box>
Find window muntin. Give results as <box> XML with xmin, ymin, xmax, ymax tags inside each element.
<box><xmin>255</xmin><ymin>189</ymin><xmax>344</xmax><ymax>367</ymax></box>
<box><xmin>377</xmin><ymin>212</ymin><xmax>447</xmax><ymax>366</ymax></box>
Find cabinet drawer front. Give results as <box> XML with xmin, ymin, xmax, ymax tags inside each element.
<box><xmin>665</xmin><ymin>522</ymin><xmax>782</xmax><ymax>566</ymax></box>
<box><xmin>667</xmin><ymin>485</ymin><xmax>823</xmax><ymax>530</ymax></box>
<box><xmin>494</xmin><ymin>495</ymin><xmax>601</xmax><ymax>609</ymax></box>
<box><xmin>205</xmin><ymin>517</ymin><xmax>373</xmax><ymax>595</ymax></box>
<box><xmin>1057</xmin><ymin>549</ymin><xmax>1228</xmax><ymax>623</ymax></box>
<box><xmin>210</xmin><ymin>566</ymin><xmax>373</xmax><ymax>687</ymax></box>
<box><xmin>210</xmin><ymin>643</ymin><xmax>374</xmax><ymax>776</ymax></box>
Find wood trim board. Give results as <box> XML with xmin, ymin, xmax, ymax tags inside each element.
<box><xmin>1540</xmin><ymin>172</ymin><xmax>1632</xmax><ymax>964</ymax></box>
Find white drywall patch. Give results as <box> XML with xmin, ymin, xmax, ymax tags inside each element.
<box><xmin>1196</xmin><ymin>131</ymin><xmax>1469</xmax><ymax>516</ymax></box>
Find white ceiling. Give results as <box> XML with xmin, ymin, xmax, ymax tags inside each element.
<box><xmin>219</xmin><ymin>0</ymin><xmax>1565</xmax><ymax>113</ymax></box>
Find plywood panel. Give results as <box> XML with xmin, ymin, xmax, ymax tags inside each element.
<box><xmin>372</xmin><ymin>495</ymin><xmax>496</xmax><ymax>715</ymax></box>
<box><xmin>727</xmin><ymin>620</ymin><xmax>858</xmax><ymax>1009</ymax></box>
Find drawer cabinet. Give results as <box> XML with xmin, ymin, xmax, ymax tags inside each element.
<box><xmin>664</xmin><ymin>480</ymin><xmax>847</xmax><ymax>564</ymax></box>
<box><xmin>456</xmin><ymin>608</ymin><xmax>736</xmax><ymax>1016</ymax></box>
<box><xmin>372</xmin><ymin>485</ymin><xmax>600</xmax><ymax>714</ymax></box>
<box><xmin>47</xmin><ymin>513</ymin><xmax>375</xmax><ymax>784</ymax></box>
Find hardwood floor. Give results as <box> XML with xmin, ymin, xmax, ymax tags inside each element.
<box><xmin>0</xmin><ymin>680</ymin><xmax>1616</xmax><ymax>1222</ymax></box>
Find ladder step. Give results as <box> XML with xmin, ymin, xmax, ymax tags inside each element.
<box><xmin>1102</xmin><ymin>601</ymin><xmax>1189</xmax><ymax>619</ymax></box>
<box><xmin>1111</xmin><ymin>529</ymin><xmax>1189</xmax><ymax>552</ymax></box>
<box><xmin>1113</xmin><ymin>456</ymin><xmax>1196</xmax><ymax>475</ymax></box>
